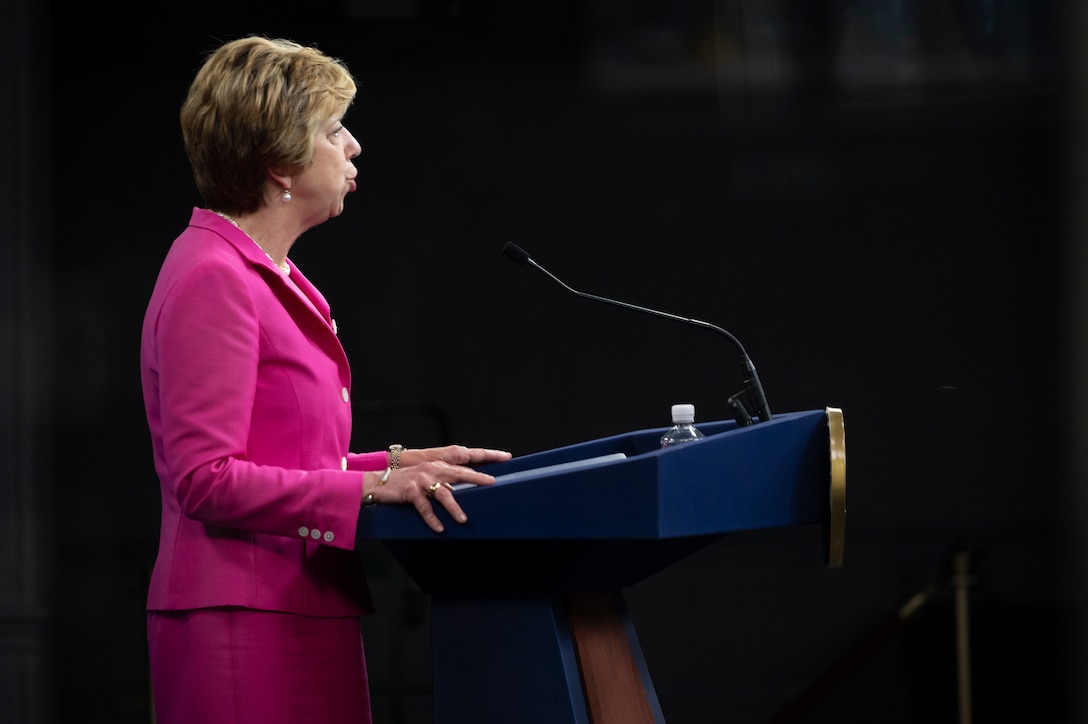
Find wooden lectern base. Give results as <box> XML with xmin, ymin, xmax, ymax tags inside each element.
<box><xmin>567</xmin><ymin>592</ymin><xmax>658</xmax><ymax>724</ymax></box>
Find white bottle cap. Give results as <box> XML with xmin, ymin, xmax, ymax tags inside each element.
<box><xmin>671</xmin><ymin>403</ymin><xmax>696</xmax><ymax>424</ymax></box>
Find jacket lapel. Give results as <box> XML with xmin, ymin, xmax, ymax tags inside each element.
<box><xmin>196</xmin><ymin>211</ymin><xmax>348</xmax><ymax>369</ymax></box>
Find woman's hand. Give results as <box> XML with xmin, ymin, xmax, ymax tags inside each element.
<box><xmin>397</xmin><ymin>445</ymin><xmax>512</xmax><ymax>470</ymax></box>
<box><xmin>364</xmin><ymin>446</ymin><xmax>512</xmax><ymax>533</ymax></box>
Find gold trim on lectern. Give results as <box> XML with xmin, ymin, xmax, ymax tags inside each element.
<box><xmin>825</xmin><ymin>407</ymin><xmax>847</xmax><ymax>569</ymax></box>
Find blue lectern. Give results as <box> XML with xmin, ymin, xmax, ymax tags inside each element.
<box><xmin>356</xmin><ymin>408</ymin><xmax>846</xmax><ymax>724</ymax></box>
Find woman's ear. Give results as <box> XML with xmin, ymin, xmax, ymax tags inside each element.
<box><xmin>268</xmin><ymin>169</ymin><xmax>293</xmax><ymax>198</ymax></box>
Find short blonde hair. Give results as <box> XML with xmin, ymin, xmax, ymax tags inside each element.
<box><xmin>180</xmin><ymin>36</ymin><xmax>357</xmax><ymax>214</ymax></box>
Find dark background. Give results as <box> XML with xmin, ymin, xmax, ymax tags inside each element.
<box><xmin>3</xmin><ymin>0</ymin><xmax>1082</xmax><ymax>722</ymax></box>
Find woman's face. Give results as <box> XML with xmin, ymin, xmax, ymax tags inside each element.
<box><xmin>293</xmin><ymin>116</ymin><xmax>362</xmax><ymax>221</ymax></box>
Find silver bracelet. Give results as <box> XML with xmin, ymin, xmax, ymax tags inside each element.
<box><xmin>388</xmin><ymin>444</ymin><xmax>404</xmax><ymax>470</ymax></box>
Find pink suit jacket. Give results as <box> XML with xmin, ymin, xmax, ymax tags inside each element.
<box><xmin>140</xmin><ymin>207</ymin><xmax>387</xmax><ymax>617</ymax></box>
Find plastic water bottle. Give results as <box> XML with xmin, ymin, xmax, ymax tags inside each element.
<box><xmin>660</xmin><ymin>403</ymin><xmax>705</xmax><ymax>448</ymax></box>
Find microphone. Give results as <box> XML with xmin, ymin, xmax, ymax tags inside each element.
<box><xmin>501</xmin><ymin>242</ymin><xmax>772</xmax><ymax>425</ymax></box>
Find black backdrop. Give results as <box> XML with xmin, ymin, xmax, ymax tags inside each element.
<box><xmin>44</xmin><ymin>2</ymin><xmax>1070</xmax><ymax>722</ymax></box>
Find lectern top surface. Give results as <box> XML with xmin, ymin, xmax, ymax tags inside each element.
<box><xmin>356</xmin><ymin>409</ymin><xmax>831</xmax><ymax>542</ymax></box>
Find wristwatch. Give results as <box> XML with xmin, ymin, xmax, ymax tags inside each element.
<box><xmin>388</xmin><ymin>444</ymin><xmax>404</xmax><ymax>470</ymax></box>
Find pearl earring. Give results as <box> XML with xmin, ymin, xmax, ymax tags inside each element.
<box><xmin>282</xmin><ymin>188</ymin><xmax>292</xmax><ymax>202</ymax></box>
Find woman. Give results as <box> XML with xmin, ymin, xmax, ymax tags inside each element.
<box><xmin>140</xmin><ymin>36</ymin><xmax>511</xmax><ymax>724</ymax></box>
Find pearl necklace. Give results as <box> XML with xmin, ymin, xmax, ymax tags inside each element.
<box><xmin>212</xmin><ymin>210</ymin><xmax>290</xmax><ymax>275</ymax></box>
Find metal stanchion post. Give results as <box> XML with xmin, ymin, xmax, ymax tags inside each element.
<box><xmin>951</xmin><ymin>548</ymin><xmax>976</xmax><ymax>724</ymax></box>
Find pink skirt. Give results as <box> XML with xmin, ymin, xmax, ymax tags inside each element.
<box><xmin>148</xmin><ymin>608</ymin><xmax>372</xmax><ymax>724</ymax></box>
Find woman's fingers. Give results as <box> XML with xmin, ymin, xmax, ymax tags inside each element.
<box><xmin>411</xmin><ymin>482</ymin><xmax>468</xmax><ymax>532</ymax></box>
<box><xmin>411</xmin><ymin>494</ymin><xmax>448</xmax><ymax>533</ymax></box>
<box><xmin>363</xmin><ymin>458</ymin><xmax>504</xmax><ymax>532</ymax></box>
<box><xmin>396</xmin><ymin>462</ymin><xmax>493</xmax><ymax>532</ymax></box>
<box><xmin>427</xmin><ymin>461</ymin><xmax>496</xmax><ymax>488</ymax></box>
<box><xmin>462</xmin><ymin>447</ymin><xmax>513</xmax><ymax>464</ymax></box>
<box><xmin>433</xmin><ymin>484</ymin><xmax>469</xmax><ymax>526</ymax></box>
<box><xmin>403</xmin><ymin>445</ymin><xmax>512</xmax><ymax>468</ymax></box>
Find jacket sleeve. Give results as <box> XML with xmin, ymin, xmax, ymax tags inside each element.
<box><xmin>348</xmin><ymin>451</ymin><xmax>388</xmax><ymax>471</ymax></box>
<box><xmin>152</xmin><ymin>257</ymin><xmax>363</xmax><ymax>550</ymax></box>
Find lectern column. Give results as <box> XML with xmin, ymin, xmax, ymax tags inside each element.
<box><xmin>430</xmin><ymin>593</ymin><xmax>665</xmax><ymax>723</ymax></box>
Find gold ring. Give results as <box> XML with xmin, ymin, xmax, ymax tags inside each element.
<box><xmin>426</xmin><ymin>482</ymin><xmax>442</xmax><ymax>497</ymax></box>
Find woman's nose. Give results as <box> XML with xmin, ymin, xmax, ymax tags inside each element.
<box><xmin>345</xmin><ymin>128</ymin><xmax>362</xmax><ymax>159</ymax></box>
